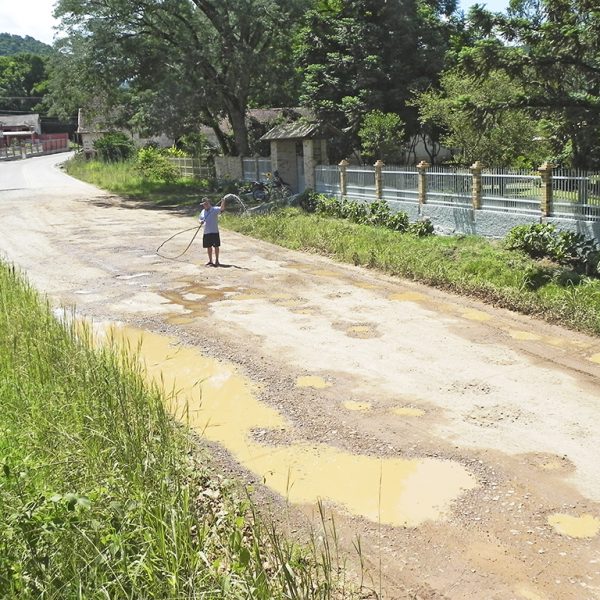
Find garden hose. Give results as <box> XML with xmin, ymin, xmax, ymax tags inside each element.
<box><xmin>156</xmin><ymin>225</ymin><xmax>202</xmax><ymax>260</ymax></box>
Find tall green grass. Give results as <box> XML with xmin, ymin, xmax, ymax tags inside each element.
<box><xmin>223</xmin><ymin>209</ymin><xmax>600</xmax><ymax>336</ymax></box>
<box><xmin>0</xmin><ymin>262</ymin><xmax>358</xmax><ymax>599</ymax></box>
<box><xmin>65</xmin><ymin>155</ymin><xmax>208</xmax><ymax>206</ymax></box>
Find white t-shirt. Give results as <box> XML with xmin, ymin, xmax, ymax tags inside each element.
<box><xmin>200</xmin><ymin>206</ymin><xmax>221</xmax><ymax>234</ymax></box>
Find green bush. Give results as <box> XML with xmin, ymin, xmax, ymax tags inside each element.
<box><xmin>162</xmin><ymin>145</ymin><xmax>187</xmax><ymax>157</ymax></box>
<box><xmin>314</xmin><ymin>196</ymin><xmax>412</xmax><ymax>233</ymax></box>
<box><xmin>407</xmin><ymin>218</ymin><xmax>434</xmax><ymax>237</ymax></box>
<box><xmin>93</xmin><ymin>132</ymin><xmax>136</xmax><ymax>162</ymax></box>
<box><xmin>505</xmin><ymin>223</ymin><xmax>600</xmax><ymax>275</ymax></box>
<box><xmin>297</xmin><ymin>189</ymin><xmax>319</xmax><ymax>213</ymax></box>
<box><xmin>135</xmin><ymin>147</ymin><xmax>179</xmax><ymax>182</ymax></box>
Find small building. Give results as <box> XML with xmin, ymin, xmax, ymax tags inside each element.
<box><xmin>0</xmin><ymin>113</ymin><xmax>41</xmax><ymax>148</ymax></box>
<box><xmin>259</xmin><ymin>121</ymin><xmax>337</xmax><ymax>193</ymax></box>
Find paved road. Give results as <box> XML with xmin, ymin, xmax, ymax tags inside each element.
<box><xmin>2</xmin><ymin>153</ymin><xmax>600</xmax><ymax>599</ymax></box>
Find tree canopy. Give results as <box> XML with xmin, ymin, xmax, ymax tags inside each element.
<box><xmin>0</xmin><ymin>53</ymin><xmax>48</xmax><ymax>113</ymax></box>
<box><xmin>50</xmin><ymin>0</ymin><xmax>308</xmax><ymax>155</ymax></box>
<box><xmin>415</xmin><ymin>69</ymin><xmax>552</xmax><ymax>167</ymax></box>
<box><xmin>294</xmin><ymin>0</ymin><xmax>458</xmax><ymax>160</ymax></box>
<box><xmin>457</xmin><ymin>0</ymin><xmax>600</xmax><ymax>168</ymax></box>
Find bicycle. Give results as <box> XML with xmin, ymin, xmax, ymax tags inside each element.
<box><xmin>249</xmin><ymin>172</ymin><xmax>292</xmax><ymax>204</ymax></box>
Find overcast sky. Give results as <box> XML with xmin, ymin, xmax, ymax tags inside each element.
<box><xmin>0</xmin><ymin>0</ymin><xmax>510</xmax><ymax>46</ymax></box>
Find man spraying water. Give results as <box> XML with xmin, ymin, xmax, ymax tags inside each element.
<box><xmin>199</xmin><ymin>196</ymin><xmax>227</xmax><ymax>266</ymax></box>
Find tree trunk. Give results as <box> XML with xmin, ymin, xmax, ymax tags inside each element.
<box><xmin>225</xmin><ymin>97</ymin><xmax>249</xmax><ymax>156</ymax></box>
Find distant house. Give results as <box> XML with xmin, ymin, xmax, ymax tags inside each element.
<box><xmin>77</xmin><ymin>108</ymin><xmax>174</xmax><ymax>157</ymax></box>
<box><xmin>0</xmin><ymin>113</ymin><xmax>41</xmax><ymax>147</ymax></box>
<box><xmin>0</xmin><ymin>113</ymin><xmax>69</xmax><ymax>154</ymax></box>
<box><xmin>0</xmin><ymin>113</ymin><xmax>42</xmax><ymax>133</ymax></box>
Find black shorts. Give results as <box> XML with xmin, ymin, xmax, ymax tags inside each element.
<box><xmin>203</xmin><ymin>232</ymin><xmax>220</xmax><ymax>248</ymax></box>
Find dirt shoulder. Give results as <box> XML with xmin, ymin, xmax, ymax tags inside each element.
<box><xmin>1</xmin><ymin>154</ymin><xmax>600</xmax><ymax>599</ymax></box>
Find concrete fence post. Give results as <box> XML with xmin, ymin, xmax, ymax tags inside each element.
<box><xmin>470</xmin><ymin>161</ymin><xmax>484</xmax><ymax>209</ymax></box>
<box><xmin>538</xmin><ymin>161</ymin><xmax>554</xmax><ymax>217</ymax></box>
<box><xmin>417</xmin><ymin>160</ymin><xmax>430</xmax><ymax>205</ymax></box>
<box><xmin>374</xmin><ymin>159</ymin><xmax>385</xmax><ymax>200</ymax></box>
<box><xmin>339</xmin><ymin>159</ymin><xmax>349</xmax><ymax>198</ymax></box>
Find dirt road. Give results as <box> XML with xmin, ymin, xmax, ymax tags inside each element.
<box><xmin>2</xmin><ymin>154</ymin><xmax>600</xmax><ymax>599</ymax></box>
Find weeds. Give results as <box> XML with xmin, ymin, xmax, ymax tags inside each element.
<box><xmin>0</xmin><ymin>262</ymin><xmax>361</xmax><ymax>599</ymax></box>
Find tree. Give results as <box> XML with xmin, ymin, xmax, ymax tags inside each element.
<box><xmin>294</xmin><ymin>0</ymin><xmax>458</xmax><ymax>160</ymax></box>
<box><xmin>0</xmin><ymin>53</ymin><xmax>48</xmax><ymax>113</ymax></box>
<box><xmin>358</xmin><ymin>110</ymin><xmax>406</xmax><ymax>164</ymax></box>
<box><xmin>415</xmin><ymin>69</ymin><xmax>552</xmax><ymax>167</ymax></box>
<box><xmin>49</xmin><ymin>0</ymin><xmax>307</xmax><ymax>155</ymax></box>
<box><xmin>458</xmin><ymin>0</ymin><xmax>600</xmax><ymax>169</ymax></box>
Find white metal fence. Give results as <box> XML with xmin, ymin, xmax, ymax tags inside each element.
<box><xmin>552</xmin><ymin>169</ymin><xmax>600</xmax><ymax>220</ymax></box>
<box><xmin>242</xmin><ymin>157</ymin><xmax>272</xmax><ymax>182</ymax></box>
<box><xmin>427</xmin><ymin>166</ymin><xmax>471</xmax><ymax>207</ymax></box>
<box><xmin>480</xmin><ymin>169</ymin><xmax>540</xmax><ymax>214</ymax></box>
<box><xmin>315</xmin><ymin>163</ymin><xmax>600</xmax><ymax>222</ymax></box>
<box><xmin>346</xmin><ymin>166</ymin><xmax>375</xmax><ymax>202</ymax></box>
<box><xmin>381</xmin><ymin>166</ymin><xmax>419</xmax><ymax>204</ymax></box>
<box><xmin>315</xmin><ymin>165</ymin><xmax>340</xmax><ymax>196</ymax></box>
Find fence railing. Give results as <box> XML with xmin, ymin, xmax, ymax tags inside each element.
<box><xmin>0</xmin><ymin>136</ymin><xmax>70</xmax><ymax>161</ymax></box>
<box><xmin>314</xmin><ymin>161</ymin><xmax>600</xmax><ymax>222</ymax></box>
<box><xmin>167</xmin><ymin>157</ymin><xmax>214</xmax><ymax>179</ymax></box>
<box><xmin>242</xmin><ymin>157</ymin><xmax>272</xmax><ymax>182</ymax></box>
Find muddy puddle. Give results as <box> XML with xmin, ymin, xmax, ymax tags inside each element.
<box><xmin>547</xmin><ymin>513</ymin><xmax>600</xmax><ymax>538</ymax></box>
<box><xmin>109</xmin><ymin>324</ymin><xmax>477</xmax><ymax>527</ymax></box>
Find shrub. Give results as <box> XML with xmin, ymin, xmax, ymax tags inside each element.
<box><xmin>505</xmin><ymin>224</ymin><xmax>557</xmax><ymax>258</ymax></box>
<box><xmin>162</xmin><ymin>146</ymin><xmax>187</xmax><ymax>157</ymax></box>
<box><xmin>505</xmin><ymin>223</ymin><xmax>600</xmax><ymax>275</ymax></box>
<box><xmin>297</xmin><ymin>189</ymin><xmax>319</xmax><ymax>213</ymax></box>
<box><xmin>136</xmin><ymin>147</ymin><xmax>179</xmax><ymax>182</ymax></box>
<box><xmin>407</xmin><ymin>218</ymin><xmax>434</xmax><ymax>237</ymax></box>
<box><xmin>93</xmin><ymin>132</ymin><xmax>136</xmax><ymax>162</ymax></box>
<box><xmin>314</xmin><ymin>195</ymin><xmax>413</xmax><ymax>233</ymax></box>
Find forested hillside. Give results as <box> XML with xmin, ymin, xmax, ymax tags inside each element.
<box><xmin>0</xmin><ymin>33</ymin><xmax>51</xmax><ymax>56</ymax></box>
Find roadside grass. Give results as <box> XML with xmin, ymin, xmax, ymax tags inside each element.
<box><xmin>0</xmin><ymin>261</ymin><xmax>359</xmax><ymax>599</ymax></box>
<box><xmin>222</xmin><ymin>209</ymin><xmax>600</xmax><ymax>336</ymax></box>
<box><xmin>65</xmin><ymin>155</ymin><xmax>210</xmax><ymax>208</ymax></box>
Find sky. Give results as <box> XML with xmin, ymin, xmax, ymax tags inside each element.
<box><xmin>0</xmin><ymin>0</ymin><xmax>510</xmax><ymax>46</ymax></box>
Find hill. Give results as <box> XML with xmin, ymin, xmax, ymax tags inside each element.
<box><xmin>0</xmin><ymin>33</ymin><xmax>52</xmax><ymax>56</ymax></box>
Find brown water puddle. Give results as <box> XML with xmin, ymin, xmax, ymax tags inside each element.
<box><xmin>388</xmin><ymin>291</ymin><xmax>428</xmax><ymax>303</ymax></box>
<box><xmin>461</xmin><ymin>309</ymin><xmax>491</xmax><ymax>322</ymax></box>
<box><xmin>345</xmin><ymin>324</ymin><xmax>379</xmax><ymax>338</ymax></box>
<box><xmin>508</xmin><ymin>329</ymin><xmax>542</xmax><ymax>342</ymax></box>
<box><xmin>161</xmin><ymin>282</ymin><xmax>241</xmax><ymax>319</ymax></box>
<box><xmin>110</xmin><ymin>325</ymin><xmax>477</xmax><ymax>527</ymax></box>
<box><xmin>547</xmin><ymin>513</ymin><xmax>600</xmax><ymax>538</ymax></box>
